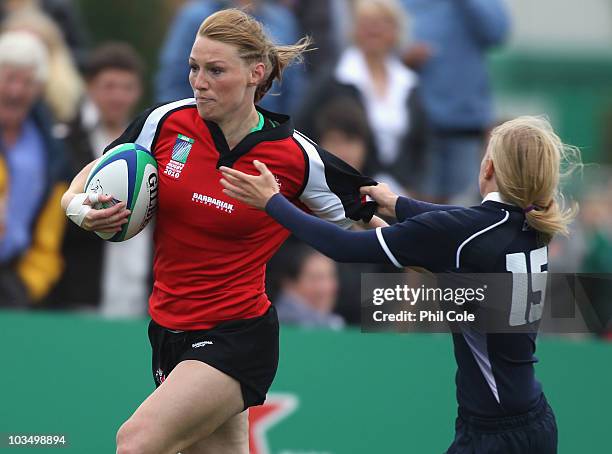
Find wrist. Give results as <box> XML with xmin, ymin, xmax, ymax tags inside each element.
<box><xmin>61</xmin><ymin>191</ymin><xmax>76</xmax><ymax>212</ymax></box>
<box><xmin>392</xmin><ymin>196</ymin><xmax>402</xmax><ymax>217</ymax></box>
<box><xmin>65</xmin><ymin>193</ymin><xmax>92</xmax><ymax>227</ymax></box>
<box><xmin>265</xmin><ymin>192</ymin><xmax>283</xmax><ymax>212</ymax></box>
<box><xmin>389</xmin><ymin>195</ymin><xmax>399</xmax><ymax>209</ymax></box>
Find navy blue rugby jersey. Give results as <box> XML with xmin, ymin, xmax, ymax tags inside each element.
<box><xmin>378</xmin><ymin>192</ymin><xmax>547</xmax><ymax>417</ymax></box>
<box><xmin>263</xmin><ymin>190</ymin><xmax>550</xmax><ymax>418</ymax></box>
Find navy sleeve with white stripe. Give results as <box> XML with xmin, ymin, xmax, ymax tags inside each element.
<box><xmin>265</xmin><ymin>193</ymin><xmax>459</xmax><ymax>268</ymax></box>
<box><xmin>266</xmin><ymin>193</ymin><xmax>388</xmax><ymax>264</ymax></box>
<box><xmin>265</xmin><ymin>193</ymin><xmax>464</xmax><ymax>270</ymax></box>
<box><xmin>266</xmin><ymin>193</ymin><xmax>515</xmax><ymax>273</ymax></box>
<box><xmin>395</xmin><ymin>196</ymin><xmax>461</xmax><ymax>222</ymax></box>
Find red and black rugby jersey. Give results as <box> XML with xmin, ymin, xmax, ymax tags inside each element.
<box><xmin>104</xmin><ymin>98</ymin><xmax>376</xmax><ymax>330</ymax></box>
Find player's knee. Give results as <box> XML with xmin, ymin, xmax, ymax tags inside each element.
<box><xmin>116</xmin><ymin>419</ymin><xmax>161</xmax><ymax>454</ymax></box>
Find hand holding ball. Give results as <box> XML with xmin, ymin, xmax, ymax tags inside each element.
<box><xmin>83</xmin><ymin>143</ymin><xmax>158</xmax><ymax>241</ymax></box>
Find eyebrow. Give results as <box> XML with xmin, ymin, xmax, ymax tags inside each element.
<box><xmin>188</xmin><ymin>58</ymin><xmax>227</xmax><ymax>65</ymax></box>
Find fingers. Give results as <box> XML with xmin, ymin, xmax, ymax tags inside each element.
<box><xmin>82</xmin><ymin>201</ymin><xmax>131</xmax><ymax>232</ymax></box>
<box><xmin>96</xmin><ymin>193</ymin><xmax>115</xmax><ymax>204</ymax></box>
<box><xmin>222</xmin><ymin>189</ymin><xmax>248</xmax><ymax>204</ymax></box>
<box><xmin>105</xmin><ymin>206</ymin><xmax>132</xmax><ymax>225</ymax></box>
<box><xmin>219</xmin><ymin>167</ymin><xmax>257</xmax><ymax>192</ymax></box>
<box><xmin>221</xmin><ymin>172</ymin><xmax>243</xmax><ymax>186</ymax></box>
<box><xmin>88</xmin><ymin>201</ymin><xmax>128</xmax><ymax>221</ymax></box>
<box><xmin>97</xmin><ymin>221</ymin><xmax>127</xmax><ymax>233</ymax></box>
<box><xmin>219</xmin><ymin>160</ymin><xmax>272</xmax><ymax>179</ymax></box>
<box><xmin>83</xmin><ymin>192</ymin><xmax>114</xmax><ymax>206</ymax></box>
<box><xmin>220</xmin><ymin>178</ymin><xmax>249</xmax><ymax>198</ymax></box>
<box><xmin>218</xmin><ymin>166</ymin><xmax>254</xmax><ymax>182</ymax></box>
<box><xmin>360</xmin><ymin>183</ymin><xmax>394</xmax><ymax>198</ymax></box>
<box><xmin>360</xmin><ymin>186</ymin><xmax>374</xmax><ymax>196</ymax></box>
<box><xmin>253</xmin><ymin>160</ymin><xmax>272</xmax><ymax>176</ymax></box>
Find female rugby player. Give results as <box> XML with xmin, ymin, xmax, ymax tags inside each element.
<box><xmin>220</xmin><ymin>116</ymin><xmax>579</xmax><ymax>454</ymax></box>
<box><xmin>61</xmin><ymin>9</ymin><xmax>383</xmax><ymax>454</ymax></box>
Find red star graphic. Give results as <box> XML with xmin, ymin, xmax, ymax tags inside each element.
<box><xmin>249</xmin><ymin>393</ymin><xmax>298</xmax><ymax>454</ymax></box>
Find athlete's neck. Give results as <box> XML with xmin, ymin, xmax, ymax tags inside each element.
<box><xmin>481</xmin><ymin>183</ymin><xmax>500</xmax><ymax>201</ymax></box>
<box><xmin>217</xmin><ymin>105</ymin><xmax>260</xmax><ymax>150</ymax></box>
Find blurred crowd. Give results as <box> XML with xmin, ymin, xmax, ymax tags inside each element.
<box><xmin>0</xmin><ymin>0</ymin><xmax>609</xmax><ymax>339</ymax></box>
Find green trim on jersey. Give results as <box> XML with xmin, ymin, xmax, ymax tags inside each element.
<box><xmin>250</xmin><ymin>111</ymin><xmax>265</xmax><ymax>133</ymax></box>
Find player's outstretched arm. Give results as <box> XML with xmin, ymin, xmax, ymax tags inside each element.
<box><xmin>220</xmin><ymin>161</ymin><xmax>391</xmax><ymax>265</ymax></box>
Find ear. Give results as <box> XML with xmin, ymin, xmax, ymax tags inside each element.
<box><xmin>248</xmin><ymin>62</ymin><xmax>266</xmax><ymax>87</ymax></box>
<box><xmin>484</xmin><ymin>158</ymin><xmax>495</xmax><ymax>180</ymax></box>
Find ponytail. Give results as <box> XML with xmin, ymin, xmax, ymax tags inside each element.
<box><xmin>254</xmin><ymin>37</ymin><xmax>312</xmax><ymax>103</ymax></box>
<box><xmin>488</xmin><ymin>116</ymin><xmax>582</xmax><ymax>244</ymax></box>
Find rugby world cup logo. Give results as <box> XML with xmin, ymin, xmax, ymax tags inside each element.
<box><xmin>164</xmin><ymin>133</ymin><xmax>194</xmax><ymax>179</ymax></box>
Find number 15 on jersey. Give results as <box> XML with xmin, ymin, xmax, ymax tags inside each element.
<box><xmin>506</xmin><ymin>247</ymin><xmax>548</xmax><ymax>326</ymax></box>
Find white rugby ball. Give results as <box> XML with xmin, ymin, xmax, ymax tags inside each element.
<box><xmin>84</xmin><ymin>143</ymin><xmax>158</xmax><ymax>241</ymax></box>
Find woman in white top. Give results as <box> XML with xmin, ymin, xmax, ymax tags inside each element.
<box><xmin>296</xmin><ymin>0</ymin><xmax>427</xmax><ymax>193</ymax></box>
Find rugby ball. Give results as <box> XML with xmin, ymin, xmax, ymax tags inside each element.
<box><xmin>84</xmin><ymin>143</ymin><xmax>158</xmax><ymax>242</ymax></box>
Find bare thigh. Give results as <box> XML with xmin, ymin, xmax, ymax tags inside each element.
<box><xmin>182</xmin><ymin>411</ymin><xmax>249</xmax><ymax>454</ymax></box>
<box><xmin>116</xmin><ymin>360</ymin><xmax>244</xmax><ymax>454</ymax></box>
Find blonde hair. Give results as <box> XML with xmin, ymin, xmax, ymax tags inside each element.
<box><xmin>2</xmin><ymin>9</ymin><xmax>84</xmax><ymax>122</ymax></box>
<box><xmin>352</xmin><ymin>0</ymin><xmax>409</xmax><ymax>50</ymax></box>
<box><xmin>488</xmin><ymin>116</ymin><xmax>581</xmax><ymax>244</ymax></box>
<box><xmin>197</xmin><ymin>8</ymin><xmax>311</xmax><ymax>103</ymax></box>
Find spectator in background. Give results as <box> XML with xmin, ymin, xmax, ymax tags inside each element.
<box><xmin>0</xmin><ymin>31</ymin><xmax>68</xmax><ymax>306</ymax></box>
<box><xmin>314</xmin><ymin>98</ymin><xmax>398</xmax><ymax>323</ymax></box>
<box><xmin>0</xmin><ymin>0</ymin><xmax>90</xmax><ymax>67</ymax></box>
<box><xmin>38</xmin><ymin>0</ymin><xmax>90</xmax><ymax>67</ymax></box>
<box><xmin>296</xmin><ymin>0</ymin><xmax>427</xmax><ymax>194</ymax></box>
<box><xmin>48</xmin><ymin>43</ymin><xmax>150</xmax><ymax>317</ymax></box>
<box><xmin>275</xmin><ymin>244</ymin><xmax>344</xmax><ymax>330</ymax></box>
<box><xmin>577</xmin><ymin>182</ymin><xmax>612</xmax><ymax>340</ymax></box>
<box><xmin>400</xmin><ymin>0</ymin><xmax>510</xmax><ymax>203</ymax></box>
<box><xmin>0</xmin><ymin>152</ymin><xmax>6</xmax><ymax>236</ymax></box>
<box><xmin>155</xmin><ymin>0</ymin><xmax>307</xmax><ymax>115</ymax></box>
<box><xmin>2</xmin><ymin>7</ymin><xmax>84</xmax><ymax>123</ymax></box>
<box><xmin>287</xmin><ymin>0</ymin><xmax>352</xmax><ymax>76</ymax></box>
<box><xmin>315</xmin><ymin>97</ymin><xmax>371</xmax><ymax>173</ymax></box>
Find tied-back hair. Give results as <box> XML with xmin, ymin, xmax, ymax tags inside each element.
<box><xmin>197</xmin><ymin>8</ymin><xmax>312</xmax><ymax>103</ymax></box>
<box><xmin>488</xmin><ymin>116</ymin><xmax>582</xmax><ymax>244</ymax></box>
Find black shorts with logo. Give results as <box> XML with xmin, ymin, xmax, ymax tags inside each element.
<box><xmin>147</xmin><ymin>306</ymin><xmax>279</xmax><ymax>409</ymax></box>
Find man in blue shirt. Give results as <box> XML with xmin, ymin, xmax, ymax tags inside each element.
<box><xmin>400</xmin><ymin>0</ymin><xmax>510</xmax><ymax>202</ymax></box>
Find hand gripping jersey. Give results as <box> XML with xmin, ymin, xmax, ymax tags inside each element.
<box><xmin>104</xmin><ymin>99</ymin><xmax>376</xmax><ymax>330</ymax></box>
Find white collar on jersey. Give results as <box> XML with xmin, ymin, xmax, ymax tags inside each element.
<box><xmin>482</xmin><ymin>191</ymin><xmax>516</xmax><ymax>206</ymax></box>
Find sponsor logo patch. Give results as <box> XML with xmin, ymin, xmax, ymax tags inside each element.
<box><xmin>192</xmin><ymin>192</ymin><xmax>234</xmax><ymax>213</ymax></box>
